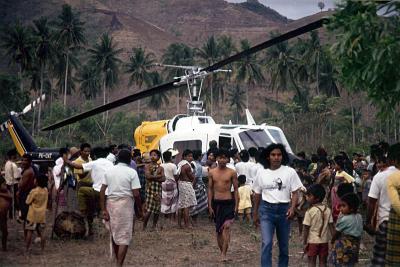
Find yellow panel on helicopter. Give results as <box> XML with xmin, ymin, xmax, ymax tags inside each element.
<box><xmin>134</xmin><ymin>120</ymin><xmax>169</xmax><ymax>153</ymax></box>
<box><xmin>7</xmin><ymin>121</ymin><xmax>27</xmax><ymax>156</ymax></box>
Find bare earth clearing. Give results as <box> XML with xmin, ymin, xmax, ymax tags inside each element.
<box><xmin>0</xmin><ymin>212</ymin><xmax>373</xmax><ymax>267</ymax></box>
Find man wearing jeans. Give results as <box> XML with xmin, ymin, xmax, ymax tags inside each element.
<box><xmin>253</xmin><ymin>144</ymin><xmax>303</xmax><ymax>267</ymax></box>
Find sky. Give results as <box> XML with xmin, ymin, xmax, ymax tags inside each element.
<box><xmin>226</xmin><ymin>0</ymin><xmax>338</xmax><ymax>20</ymax></box>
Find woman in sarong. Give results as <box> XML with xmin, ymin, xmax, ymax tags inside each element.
<box><xmin>160</xmin><ymin>150</ymin><xmax>178</xmax><ymax>228</ymax></box>
<box><xmin>190</xmin><ymin>151</ymin><xmax>208</xmax><ymax>224</ymax></box>
<box><xmin>143</xmin><ymin>149</ymin><xmax>165</xmax><ymax>230</ymax></box>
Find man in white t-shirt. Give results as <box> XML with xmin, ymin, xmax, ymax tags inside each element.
<box><xmin>366</xmin><ymin>150</ymin><xmax>398</xmax><ymax>266</ymax></box>
<box><xmin>235</xmin><ymin>150</ymin><xmax>257</xmax><ymax>186</ymax></box>
<box><xmin>100</xmin><ymin>149</ymin><xmax>142</xmax><ymax>267</ymax></box>
<box><xmin>4</xmin><ymin>149</ymin><xmax>21</xmax><ymax>218</ymax></box>
<box><xmin>253</xmin><ymin>144</ymin><xmax>303</xmax><ymax>267</ymax></box>
<box><xmin>106</xmin><ymin>144</ymin><xmax>118</xmax><ymax>164</ymax></box>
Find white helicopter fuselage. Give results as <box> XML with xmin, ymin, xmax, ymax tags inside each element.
<box><xmin>158</xmin><ymin>113</ymin><xmax>293</xmax><ymax>159</ymax></box>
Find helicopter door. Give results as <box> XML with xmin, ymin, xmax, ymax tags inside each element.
<box><xmin>172</xmin><ymin>140</ymin><xmax>202</xmax><ymax>162</ymax></box>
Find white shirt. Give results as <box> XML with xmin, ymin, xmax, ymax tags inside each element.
<box><xmin>53</xmin><ymin>157</ymin><xmax>64</xmax><ymax>189</ymax></box>
<box><xmin>4</xmin><ymin>160</ymin><xmax>21</xmax><ymax>185</ymax></box>
<box><xmin>161</xmin><ymin>162</ymin><xmax>177</xmax><ymax>181</ymax></box>
<box><xmin>368</xmin><ymin>166</ymin><xmax>397</xmax><ymax>225</ymax></box>
<box><xmin>103</xmin><ymin>162</ymin><xmax>141</xmax><ymax>199</ymax></box>
<box><xmin>83</xmin><ymin>158</ymin><xmax>114</xmax><ymax>193</ymax></box>
<box><xmin>235</xmin><ymin>161</ymin><xmax>257</xmax><ymax>185</ymax></box>
<box><xmin>252</xmin><ymin>165</ymin><xmax>303</xmax><ymax>203</ymax></box>
<box><xmin>106</xmin><ymin>153</ymin><xmax>116</xmax><ymax>164</ymax></box>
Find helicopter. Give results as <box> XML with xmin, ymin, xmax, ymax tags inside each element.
<box><xmin>1</xmin><ymin>94</ymin><xmax>59</xmax><ymax>165</ymax></box>
<box><xmin>41</xmin><ymin>18</ymin><xmax>327</xmax><ymax>158</ymax></box>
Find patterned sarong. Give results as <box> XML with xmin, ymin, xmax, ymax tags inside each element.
<box><xmin>146</xmin><ymin>181</ymin><xmax>162</xmax><ymax>214</ymax></box>
<box><xmin>161</xmin><ymin>179</ymin><xmax>178</xmax><ymax>214</ymax></box>
<box><xmin>178</xmin><ymin>181</ymin><xmax>197</xmax><ymax>209</ymax></box>
<box><xmin>330</xmin><ymin>234</ymin><xmax>360</xmax><ymax>266</ymax></box>
<box><xmin>189</xmin><ymin>183</ymin><xmax>208</xmax><ymax>216</ymax></box>
<box><xmin>386</xmin><ymin>208</ymin><xmax>400</xmax><ymax>266</ymax></box>
<box><xmin>106</xmin><ymin>197</ymin><xmax>134</xmax><ymax>246</ymax></box>
<box><xmin>371</xmin><ymin>221</ymin><xmax>388</xmax><ymax>267</ymax></box>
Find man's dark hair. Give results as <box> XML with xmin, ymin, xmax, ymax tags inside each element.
<box><xmin>387</xmin><ymin>143</ymin><xmax>400</xmax><ymax>163</ymax></box>
<box><xmin>209</xmin><ymin>140</ymin><xmax>217</xmax><ymax>149</ymax></box>
<box><xmin>117</xmin><ymin>144</ymin><xmax>131</xmax><ymax>150</ymax></box>
<box><xmin>229</xmin><ymin>148</ymin><xmax>238</xmax><ymax>158</ymax></box>
<box><xmin>259</xmin><ymin>143</ymin><xmax>289</xmax><ymax>169</ymax></box>
<box><xmin>340</xmin><ymin>193</ymin><xmax>360</xmax><ymax>213</ymax></box>
<box><xmin>239</xmin><ymin>150</ymin><xmax>250</xmax><ymax>162</ymax></box>
<box><xmin>317</xmin><ymin>147</ymin><xmax>328</xmax><ymax>158</ymax></box>
<box><xmin>117</xmin><ymin>149</ymin><xmax>132</xmax><ymax>165</ymax></box>
<box><xmin>36</xmin><ymin>174</ymin><xmax>48</xmax><ymax>188</ymax></box>
<box><xmin>92</xmin><ymin>147</ymin><xmax>108</xmax><ymax>159</ymax></box>
<box><xmin>248</xmin><ymin>147</ymin><xmax>258</xmax><ymax>157</ymax></box>
<box><xmin>334</xmin><ymin>155</ymin><xmax>345</xmax><ymax>170</ymax></box>
<box><xmin>59</xmin><ymin>148</ymin><xmax>68</xmax><ymax>156</ymax></box>
<box><xmin>163</xmin><ymin>151</ymin><xmax>172</xmax><ymax>162</ymax></box>
<box><xmin>337</xmin><ymin>183</ymin><xmax>354</xmax><ymax>198</ymax></box>
<box><xmin>80</xmin><ymin>143</ymin><xmax>91</xmax><ymax>151</ymax></box>
<box><xmin>193</xmin><ymin>150</ymin><xmax>202</xmax><ymax>161</ymax></box>
<box><xmin>133</xmin><ymin>149</ymin><xmax>141</xmax><ymax>158</ymax></box>
<box><xmin>150</xmin><ymin>149</ymin><xmax>161</xmax><ymax>158</ymax></box>
<box><xmin>182</xmin><ymin>149</ymin><xmax>193</xmax><ymax>158</ymax></box>
<box><xmin>238</xmin><ymin>175</ymin><xmax>246</xmax><ymax>185</ymax></box>
<box><xmin>318</xmin><ymin>157</ymin><xmax>328</xmax><ymax>168</ymax></box>
<box><xmin>22</xmin><ymin>153</ymin><xmax>32</xmax><ymax>163</ymax></box>
<box><xmin>379</xmin><ymin>141</ymin><xmax>390</xmax><ymax>154</ymax></box>
<box><xmin>7</xmin><ymin>149</ymin><xmax>17</xmax><ymax>159</ymax></box>
<box><xmin>109</xmin><ymin>144</ymin><xmax>117</xmax><ymax>152</ymax></box>
<box><xmin>215</xmin><ymin>148</ymin><xmax>230</xmax><ymax>158</ymax></box>
<box><xmin>306</xmin><ymin>184</ymin><xmax>325</xmax><ymax>203</ymax></box>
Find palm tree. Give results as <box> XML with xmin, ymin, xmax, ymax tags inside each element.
<box><xmin>162</xmin><ymin>43</ymin><xmax>194</xmax><ymax>113</ymax></box>
<box><xmin>147</xmin><ymin>72</ymin><xmax>169</xmax><ymax>119</ymax></box>
<box><xmin>88</xmin><ymin>33</ymin><xmax>122</xmax><ymax>121</ymax></box>
<box><xmin>32</xmin><ymin>16</ymin><xmax>54</xmax><ymax>130</ymax></box>
<box><xmin>236</xmin><ymin>39</ymin><xmax>265</xmax><ymax>108</ymax></box>
<box><xmin>0</xmin><ymin>21</ymin><xmax>34</xmax><ymax>93</ymax></box>
<box><xmin>126</xmin><ymin>47</ymin><xmax>155</xmax><ymax>112</ymax></box>
<box><xmin>228</xmin><ymin>85</ymin><xmax>246</xmax><ymax>124</ymax></box>
<box><xmin>77</xmin><ymin>64</ymin><xmax>101</xmax><ymax>100</ymax></box>
<box><xmin>303</xmin><ymin>31</ymin><xmax>323</xmax><ymax>95</ymax></box>
<box><xmin>53</xmin><ymin>4</ymin><xmax>86</xmax><ymax>109</ymax></box>
<box><xmin>264</xmin><ymin>33</ymin><xmax>298</xmax><ymax>99</ymax></box>
<box><xmin>196</xmin><ymin>36</ymin><xmax>221</xmax><ymax>116</ymax></box>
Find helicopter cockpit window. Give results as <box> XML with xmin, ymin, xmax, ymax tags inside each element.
<box><xmin>268</xmin><ymin>129</ymin><xmax>284</xmax><ymax>144</ymax></box>
<box><xmin>198</xmin><ymin>117</ymin><xmax>208</xmax><ymax>124</ymax></box>
<box><xmin>238</xmin><ymin>129</ymin><xmax>272</xmax><ymax>150</ymax></box>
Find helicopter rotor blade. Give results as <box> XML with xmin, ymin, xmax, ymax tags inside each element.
<box><xmin>41</xmin><ymin>17</ymin><xmax>328</xmax><ymax>131</ymax></box>
<box><xmin>41</xmin><ymin>81</ymin><xmax>178</xmax><ymax>131</ymax></box>
<box><xmin>203</xmin><ymin>17</ymin><xmax>327</xmax><ymax>72</ymax></box>
<box><xmin>21</xmin><ymin>94</ymin><xmax>46</xmax><ymax>115</ymax></box>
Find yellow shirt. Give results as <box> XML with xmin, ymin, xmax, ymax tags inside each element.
<box><xmin>387</xmin><ymin>170</ymin><xmax>400</xmax><ymax>215</ymax></box>
<box><xmin>73</xmin><ymin>156</ymin><xmax>92</xmax><ymax>185</ymax></box>
<box><xmin>26</xmin><ymin>187</ymin><xmax>48</xmax><ymax>223</ymax></box>
<box><xmin>303</xmin><ymin>204</ymin><xmax>333</xmax><ymax>244</ymax></box>
<box><xmin>336</xmin><ymin>171</ymin><xmax>355</xmax><ymax>183</ymax></box>
<box><xmin>238</xmin><ymin>184</ymin><xmax>252</xmax><ymax>210</ymax></box>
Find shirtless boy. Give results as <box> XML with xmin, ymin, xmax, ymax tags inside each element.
<box><xmin>208</xmin><ymin>148</ymin><xmax>238</xmax><ymax>262</ymax></box>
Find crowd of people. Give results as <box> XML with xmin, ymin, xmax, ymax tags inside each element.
<box><xmin>0</xmin><ymin>140</ymin><xmax>400</xmax><ymax>267</ymax></box>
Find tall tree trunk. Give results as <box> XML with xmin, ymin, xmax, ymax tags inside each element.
<box><xmin>351</xmin><ymin>100</ymin><xmax>356</xmax><ymax>146</ymax></box>
<box><xmin>103</xmin><ymin>78</ymin><xmax>106</xmax><ymax>123</ymax></box>
<box><xmin>137</xmin><ymin>86</ymin><xmax>141</xmax><ymax>113</ymax></box>
<box><xmin>316</xmin><ymin>52</ymin><xmax>320</xmax><ymax>95</ymax></box>
<box><xmin>63</xmin><ymin>53</ymin><xmax>69</xmax><ymax>110</ymax></box>
<box><xmin>246</xmin><ymin>86</ymin><xmax>249</xmax><ymax>109</ymax></box>
<box><xmin>38</xmin><ymin>64</ymin><xmax>44</xmax><ymax>131</ymax></box>
<box><xmin>210</xmin><ymin>80</ymin><xmax>213</xmax><ymax>116</ymax></box>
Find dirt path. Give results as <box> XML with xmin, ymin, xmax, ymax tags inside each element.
<box><xmin>0</xmin><ymin>214</ymin><xmax>373</xmax><ymax>266</ymax></box>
